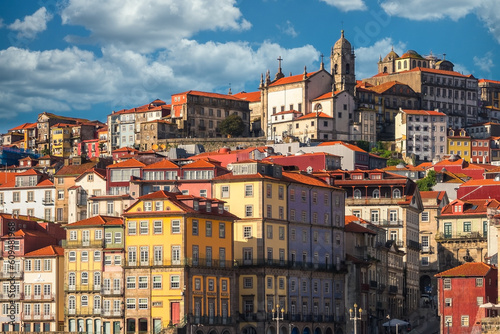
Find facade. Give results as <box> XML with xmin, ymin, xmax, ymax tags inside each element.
<box><xmin>264</xmin><ymin>152</ymin><xmax>342</xmax><ymax>172</ymax></box>
<box><xmin>138</xmin><ymin>119</ymin><xmax>178</xmax><ymax>151</ymax></box>
<box><xmin>213</xmin><ymin>161</ymin><xmax>346</xmax><ymax>334</ymax></box>
<box><xmin>319</xmin><ymin>169</ymin><xmax>423</xmax><ymax>315</ymax></box>
<box><xmin>418</xmin><ymin>191</ymin><xmax>449</xmax><ymax>296</ymax></box>
<box><xmin>435</xmin><ymin>262</ymin><xmax>497</xmax><ymax>334</ymax></box>
<box><xmin>122</xmin><ymin>190</ymin><xmax>236</xmax><ymax>334</ymax></box>
<box><xmin>395</xmin><ymin>109</ymin><xmax>448</xmax><ymax>163</ymax></box>
<box><xmin>64</xmin><ymin>215</ymin><xmax>124</xmax><ymax>333</ymax></box>
<box><xmin>68</xmin><ymin>168</ymin><xmax>107</xmax><ymax>223</ymax></box>
<box><xmin>435</xmin><ymin>199</ymin><xmax>500</xmax><ymax>271</ymax></box>
<box><xmin>448</xmin><ymin>129</ymin><xmax>472</xmax><ymax>161</ymax></box>
<box><xmin>170</xmin><ymin>91</ymin><xmax>250</xmax><ymax>138</ymax></box>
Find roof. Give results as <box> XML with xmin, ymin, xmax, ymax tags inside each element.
<box><xmin>55</xmin><ymin>161</ymin><xmax>98</xmax><ymax>176</ymax></box>
<box><xmin>317</xmin><ymin>141</ymin><xmax>367</xmax><ymax>153</ymax></box>
<box><xmin>420</xmin><ymin>191</ymin><xmax>446</xmax><ymax>201</ymax></box>
<box><xmin>297</xmin><ymin>112</ymin><xmax>332</xmax><ymax>119</ymax></box>
<box><xmin>440</xmin><ymin>199</ymin><xmax>500</xmax><ymax>215</ymax></box>
<box><xmin>282</xmin><ymin>171</ymin><xmax>337</xmax><ymax>189</ymax></box>
<box><xmin>344</xmin><ymin>216</ymin><xmax>377</xmax><ymax>234</ymax></box>
<box><xmin>460</xmin><ymin>179</ymin><xmax>500</xmax><ymax>187</ymax></box>
<box><xmin>142</xmin><ymin>159</ymin><xmax>179</xmax><ymax>170</ymax></box>
<box><xmin>174</xmin><ymin>90</ymin><xmax>245</xmax><ymax>102</ymax></box>
<box><xmin>401</xmin><ymin>109</ymin><xmax>446</xmax><ymax>116</ymax></box>
<box><xmin>25</xmin><ymin>245</ymin><xmax>64</xmax><ymax>257</ymax></box>
<box><xmin>8</xmin><ymin>123</ymin><xmax>35</xmax><ymax>131</ymax></box>
<box><xmin>65</xmin><ymin>215</ymin><xmax>123</xmax><ymax>228</ymax></box>
<box><xmin>408</xmin><ymin>66</ymin><xmax>474</xmax><ymax>78</ymax></box>
<box><xmin>182</xmin><ymin>158</ymin><xmax>222</xmax><ymax>169</ymax></box>
<box><xmin>435</xmin><ymin>262</ymin><xmax>496</xmax><ymax>278</ymax></box>
<box><xmin>269</xmin><ymin>71</ymin><xmax>320</xmax><ymax>87</ymax></box>
<box><xmin>107</xmin><ymin>158</ymin><xmax>146</xmax><ymax>169</ymax></box>
<box><xmin>233</xmin><ymin>91</ymin><xmax>261</xmax><ymax>103</ymax></box>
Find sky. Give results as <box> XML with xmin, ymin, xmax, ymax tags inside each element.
<box><xmin>0</xmin><ymin>0</ymin><xmax>500</xmax><ymax>134</ymax></box>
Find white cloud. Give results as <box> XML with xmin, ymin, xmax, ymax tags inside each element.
<box><xmin>476</xmin><ymin>0</ymin><xmax>500</xmax><ymax>44</ymax></box>
<box><xmin>0</xmin><ymin>40</ymin><xmax>319</xmax><ymax>119</ymax></box>
<box><xmin>320</xmin><ymin>0</ymin><xmax>367</xmax><ymax>12</ymax></box>
<box><xmin>277</xmin><ymin>21</ymin><xmax>298</xmax><ymax>38</ymax></box>
<box><xmin>61</xmin><ymin>0</ymin><xmax>251</xmax><ymax>52</ymax></box>
<box><xmin>7</xmin><ymin>7</ymin><xmax>53</xmax><ymax>39</ymax></box>
<box><xmin>355</xmin><ymin>37</ymin><xmax>406</xmax><ymax>79</ymax></box>
<box><xmin>473</xmin><ymin>51</ymin><xmax>494</xmax><ymax>73</ymax></box>
<box><xmin>380</xmin><ymin>0</ymin><xmax>479</xmax><ymax>21</ymax></box>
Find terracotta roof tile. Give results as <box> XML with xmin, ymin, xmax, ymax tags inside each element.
<box><xmin>317</xmin><ymin>141</ymin><xmax>367</xmax><ymax>153</ymax></box>
<box><xmin>25</xmin><ymin>245</ymin><xmax>64</xmax><ymax>257</ymax></box>
<box><xmin>65</xmin><ymin>215</ymin><xmax>123</xmax><ymax>228</ymax></box>
<box><xmin>401</xmin><ymin>109</ymin><xmax>446</xmax><ymax>116</ymax></box>
<box><xmin>297</xmin><ymin>112</ymin><xmax>332</xmax><ymax>119</ymax></box>
<box><xmin>269</xmin><ymin>71</ymin><xmax>319</xmax><ymax>87</ymax></box>
<box><xmin>233</xmin><ymin>91</ymin><xmax>261</xmax><ymax>102</ymax></box>
<box><xmin>107</xmin><ymin>158</ymin><xmax>146</xmax><ymax>169</ymax></box>
<box><xmin>143</xmin><ymin>159</ymin><xmax>179</xmax><ymax>170</ymax></box>
<box><xmin>435</xmin><ymin>262</ymin><xmax>495</xmax><ymax>278</ymax></box>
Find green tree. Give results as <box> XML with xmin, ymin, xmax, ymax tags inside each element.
<box><xmin>416</xmin><ymin>170</ymin><xmax>437</xmax><ymax>191</ymax></box>
<box><xmin>356</xmin><ymin>140</ymin><xmax>370</xmax><ymax>152</ymax></box>
<box><xmin>220</xmin><ymin>114</ymin><xmax>245</xmax><ymax>137</ymax></box>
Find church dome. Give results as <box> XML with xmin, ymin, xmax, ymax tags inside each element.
<box><xmin>334</xmin><ymin>30</ymin><xmax>351</xmax><ymax>50</ymax></box>
<box><xmin>400</xmin><ymin>50</ymin><xmax>424</xmax><ymax>59</ymax></box>
<box><xmin>383</xmin><ymin>48</ymin><xmax>399</xmax><ymax>62</ymax></box>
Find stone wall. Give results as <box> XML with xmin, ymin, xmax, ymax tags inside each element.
<box><xmin>161</xmin><ymin>137</ymin><xmax>269</xmax><ymax>153</ymax></box>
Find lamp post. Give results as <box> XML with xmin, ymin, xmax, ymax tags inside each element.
<box><xmin>272</xmin><ymin>304</ymin><xmax>284</xmax><ymax>334</ymax></box>
<box><xmin>289</xmin><ymin>323</ymin><xmax>294</xmax><ymax>334</ymax></box>
<box><xmin>446</xmin><ymin>319</ymin><xmax>451</xmax><ymax>334</ymax></box>
<box><xmin>349</xmin><ymin>304</ymin><xmax>362</xmax><ymax>334</ymax></box>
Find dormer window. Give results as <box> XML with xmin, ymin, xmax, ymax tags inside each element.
<box><xmin>206</xmin><ymin>202</ymin><xmax>211</xmax><ymax>212</ymax></box>
<box><xmin>352</xmin><ymin>174</ymin><xmax>363</xmax><ymax>180</ymax></box>
<box><xmin>218</xmin><ymin>204</ymin><xmax>224</xmax><ymax>214</ymax></box>
<box><xmin>193</xmin><ymin>200</ymin><xmax>199</xmax><ymax>211</ymax></box>
<box><xmin>371</xmin><ymin>174</ymin><xmax>381</xmax><ymax>180</ymax></box>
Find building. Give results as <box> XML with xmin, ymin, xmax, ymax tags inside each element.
<box><xmin>435</xmin><ymin>262</ymin><xmax>497</xmax><ymax>334</ymax></box>
<box><xmin>419</xmin><ymin>191</ymin><xmax>449</xmax><ymax>296</ymax></box>
<box><xmin>170</xmin><ymin>91</ymin><xmax>250</xmax><ymax>138</ymax></box>
<box><xmin>212</xmin><ymin>160</ymin><xmax>346</xmax><ymax>334</ymax></box>
<box><xmin>395</xmin><ymin>109</ymin><xmax>448</xmax><ymax>163</ymax></box>
<box><xmin>68</xmin><ymin>168</ymin><xmax>107</xmax><ymax>223</ymax></box>
<box><xmin>63</xmin><ymin>215</ymin><xmax>124</xmax><ymax>333</ymax></box>
<box><xmin>435</xmin><ymin>199</ymin><xmax>500</xmax><ymax>272</ymax></box>
<box><xmin>263</xmin><ymin>152</ymin><xmax>342</xmax><ymax>172</ymax></box>
<box><xmin>138</xmin><ymin>119</ymin><xmax>178</xmax><ymax>151</ymax></box>
<box><xmin>122</xmin><ymin>190</ymin><xmax>236</xmax><ymax>334</ymax></box>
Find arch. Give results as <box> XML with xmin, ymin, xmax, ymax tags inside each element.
<box><xmin>372</xmin><ymin>189</ymin><xmax>380</xmax><ymax>199</ymax></box>
<box><xmin>392</xmin><ymin>188</ymin><xmax>401</xmax><ymax>198</ymax></box>
<box><xmin>196</xmin><ymin>331</ymin><xmax>204</xmax><ymax>334</ymax></box>
<box><xmin>334</xmin><ymin>64</ymin><xmax>338</xmax><ymax>74</ymax></box>
<box><xmin>242</xmin><ymin>326</ymin><xmax>258</xmax><ymax>334</ymax></box>
<box><xmin>222</xmin><ymin>331</ymin><xmax>231</xmax><ymax>334</ymax></box>
<box><xmin>314</xmin><ymin>327</ymin><xmax>322</xmax><ymax>334</ymax></box>
<box><xmin>398</xmin><ymin>62</ymin><xmax>401</xmax><ymax>70</ymax></box>
<box><xmin>315</xmin><ymin>104</ymin><xmax>323</xmax><ymax>112</ymax></box>
<box><xmin>292</xmin><ymin>327</ymin><xmax>299</xmax><ymax>334</ymax></box>
<box><xmin>138</xmin><ymin>318</ymin><xmax>148</xmax><ymax>333</ymax></box>
<box><xmin>412</xmin><ymin>60</ymin><xmax>416</xmax><ymax>68</ymax></box>
<box><xmin>353</xmin><ymin>189</ymin><xmax>362</xmax><ymax>199</ymax></box>
<box><xmin>208</xmin><ymin>330</ymin><xmax>218</xmax><ymax>334</ymax></box>
<box><xmin>335</xmin><ymin>328</ymin><xmax>343</xmax><ymax>334</ymax></box>
<box><xmin>267</xmin><ymin>326</ymin><xmax>276</xmax><ymax>334</ymax></box>
<box><xmin>383</xmin><ymin>66</ymin><xmax>387</xmax><ymax>73</ymax></box>
<box><xmin>418</xmin><ymin>61</ymin><xmax>421</xmax><ymax>67</ymax></box>
<box><xmin>420</xmin><ymin>275</ymin><xmax>432</xmax><ymax>294</ymax></box>
<box><xmin>303</xmin><ymin>327</ymin><xmax>311</xmax><ymax>334</ymax></box>
<box><xmin>325</xmin><ymin>328</ymin><xmax>333</xmax><ymax>334</ymax></box>
<box><xmin>346</xmin><ymin>64</ymin><xmax>350</xmax><ymax>74</ymax></box>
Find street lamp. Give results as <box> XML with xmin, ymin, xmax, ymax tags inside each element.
<box><xmin>349</xmin><ymin>304</ymin><xmax>362</xmax><ymax>334</ymax></box>
<box><xmin>446</xmin><ymin>319</ymin><xmax>451</xmax><ymax>334</ymax></box>
<box><xmin>289</xmin><ymin>323</ymin><xmax>294</xmax><ymax>334</ymax></box>
<box><xmin>272</xmin><ymin>304</ymin><xmax>284</xmax><ymax>334</ymax></box>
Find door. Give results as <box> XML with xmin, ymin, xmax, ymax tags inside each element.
<box><xmin>444</xmin><ymin>223</ymin><xmax>452</xmax><ymax>238</ymax></box>
<box><xmin>171</xmin><ymin>302</ymin><xmax>180</xmax><ymax>324</ymax></box>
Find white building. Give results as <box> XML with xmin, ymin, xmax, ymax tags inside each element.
<box><xmin>68</xmin><ymin>168</ymin><xmax>107</xmax><ymax>224</ymax></box>
<box><xmin>395</xmin><ymin>108</ymin><xmax>448</xmax><ymax>163</ymax></box>
<box><xmin>0</xmin><ymin>170</ymin><xmax>55</xmax><ymax>221</ymax></box>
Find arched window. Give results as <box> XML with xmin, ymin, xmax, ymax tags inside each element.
<box><xmin>404</xmin><ymin>60</ymin><xmax>407</xmax><ymax>69</ymax></box>
<box><xmin>383</xmin><ymin>66</ymin><xmax>387</xmax><ymax>73</ymax></box>
<box><xmin>393</xmin><ymin>189</ymin><xmax>401</xmax><ymax>198</ymax></box>
<box><xmin>69</xmin><ymin>272</ymin><xmax>76</xmax><ymax>286</ymax></box>
<box><xmin>422</xmin><ymin>62</ymin><xmax>427</xmax><ymax>68</ymax></box>
<box><xmin>68</xmin><ymin>296</ymin><xmax>76</xmax><ymax>310</ymax></box>
<box><xmin>398</xmin><ymin>62</ymin><xmax>401</xmax><ymax>70</ymax></box>
<box><xmin>94</xmin><ymin>296</ymin><xmax>101</xmax><ymax>310</ymax></box>
<box><xmin>372</xmin><ymin>189</ymin><xmax>380</xmax><ymax>199</ymax></box>
<box><xmin>412</xmin><ymin>60</ymin><xmax>416</xmax><ymax>68</ymax></box>
<box><xmin>346</xmin><ymin>64</ymin><xmax>350</xmax><ymax>74</ymax></box>
<box><xmin>334</xmin><ymin>64</ymin><xmax>338</xmax><ymax>74</ymax></box>
<box><xmin>353</xmin><ymin>189</ymin><xmax>362</xmax><ymax>199</ymax></box>
<box><xmin>418</xmin><ymin>61</ymin><xmax>421</xmax><ymax>67</ymax></box>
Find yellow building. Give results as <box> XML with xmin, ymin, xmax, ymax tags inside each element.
<box><xmin>212</xmin><ymin>160</ymin><xmax>288</xmax><ymax>333</ymax></box>
<box><xmin>447</xmin><ymin>128</ymin><xmax>471</xmax><ymax>161</ymax></box>
<box><xmin>64</xmin><ymin>215</ymin><xmax>124</xmax><ymax>334</ymax></box>
<box><xmin>122</xmin><ymin>189</ymin><xmax>236</xmax><ymax>334</ymax></box>
<box><xmin>51</xmin><ymin>123</ymin><xmax>74</xmax><ymax>157</ymax></box>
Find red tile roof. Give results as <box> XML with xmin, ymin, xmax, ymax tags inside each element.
<box><xmin>175</xmin><ymin>90</ymin><xmax>245</xmax><ymax>102</ymax></box>
<box><xmin>297</xmin><ymin>112</ymin><xmax>332</xmax><ymax>119</ymax></box>
<box><xmin>274</xmin><ymin>109</ymin><xmax>302</xmax><ymax>116</ymax></box>
<box><xmin>269</xmin><ymin>71</ymin><xmax>319</xmax><ymax>87</ymax></box>
<box><xmin>56</xmin><ymin>161</ymin><xmax>99</xmax><ymax>176</ymax></box>
<box><xmin>420</xmin><ymin>191</ymin><xmax>446</xmax><ymax>200</ymax></box>
<box><xmin>317</xmin><ymin>141</ymin><xmax>367</xmax><ymax>153</ymax></box>
<box><xmin>183</xmin><ymin>158</ymin><xmax>222</xmax><ymax>169</ymax></box>
<box><xmin>107</xmin><ymin>158</ymin><xmax>146</xmax><ymax>169</ymax></box>
<box><xmin>25</xmin><ymin>245</ymin><xmax>64</xmax><ymax>257</ymax></box>
<box><xmin>408</xmin><ymin>67</ymin><xmax>473</xmax><ymax>78</ymax></box>
<box><xmin>65</xmin><ymin>215</ymin><xmax>123</xmax><ymax>228</ymax></box>
<box><xmin>435</xmin><ymin>262</ymin><xmax>496</xmax><ymax>278</ymax></box>
<box><xmin>233</xmin><ymin>91</ymin><xmax>261</xmax><ymax>102</ymax></box>
<box><xmin>9</xmin><ymin>123</ymin><xmax>35</xmax><ymax>131</ymax></box>
<box><xmin>401</xmin><ymin>109</ymin><xmax>446</xmax><ymax>116</ymax></box>
<box><xmin>143</xmin><ymin>159</ymin><xmax>179</xmax><ymax>170</ymax></box>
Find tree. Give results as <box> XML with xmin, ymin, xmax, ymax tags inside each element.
<box><xmin>220</xmin><ymin>114</ymin><xmax>245</xmax><ymax>137</ymax></box>
<box><xmin>416</xmin><ymin>170</ymin><xmax>437</xmax><ymax>191</ymax></box>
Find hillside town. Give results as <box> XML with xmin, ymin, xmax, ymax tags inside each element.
<box><xmin>1</xmin><ymin>31</ymin><xmax>500</xmax><ymax>334</ymax></box>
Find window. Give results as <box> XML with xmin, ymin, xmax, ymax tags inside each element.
<box><xmin>353</xmin><ymin>189</ymin><xmax>362</xmax><ymax>199</ymax></box>
<box><xmin>477</xmin><ymin>296</ymin><xmax>484</xmax><ymax>305</ymax></box>
<box><xmin>140</xmin><ymin>221</ymin><xmax>148</xmax><ymax>234</ymax></box>
<box><xmin>171</xmin><ymin>220</ymin><xmax>180</xmax><ymax>234</ymax></box>
<box><xmin>278</xmin><ymin>186</ymin><xmax>284</xmax><ymax>200</ymax></box>
<box><xmin>95</xmin><ymin>230</ymin><xmax>102</xmax><ymax>240</ymax></box>
<box><xmin>461</xmin><ymin>315</ymin><xmax>469</xmax><ymax>327</ymax></box>
<box><xmin>444</xmin><ymin>278</ymin><xmax>451</xmax><ymax>290</ymax></box>
<box><xmin>245</xmin><ymin>185</ymin><xmax>253</xmax><ymax>197</ymax></box>
<box><xmin>243</xmin><ymin>277</ymin><xmax>253</xmax><ymax>288</ymax></box>
<box><xmin>114</xmin><ymin>232</ymin><xmax>122</xmax><ymax>244</ymax></box>
<box><xmin>221</xmin><ymin>279</ymin><xmax>228</xmax><ymax>291</ymax></box>
<box><xmin>128</xmin><ymin>221</ymin><xmax>137</xmax><ymax>235</ymax></box>
<box><xmin>221</xmin><ymin>185</ymin><xmax>229</xmax><ymax>198</ymax></box>
<box><xmin>192</xmin><ymin>220</ymin><xmax>198</xmax><ymax>235</ymax></box>
<box><xmin>421</xmin><ymin>257</ymin><xmax>429</xmax><ymax>266</ymax></box>
<box><xmin>195</xmin><ymin>278</ymin><xmax>201</xmax><ymax>290</ymax></box>
<box><xmin>139</xmin><ymin>277</ymin><xmax>148</xmax><ymax>289</ymax></box>
<box><xmin>476</xmin><ymin>278</ymin><xmax>483</xmax><ymax>287</ymax></box>
<box><xmin>69</xmin><ymin>251</ymin><xmax>76</xmax><ymax>262</ymax></box>
<box><xmin>105</xmin><ymin>233</ymin><xmax>112</xmax><ymax>245</ymax></box>
<box><xmin>421</xmin><ymin>211</ymin><xmax>429</xmax><ymax>222</ymax></box>
<box><xmin>127</xmin><ymin>277</ymin><xmax>136</xmax><ymax>289</ymax></box>
<box><xmin>208</xmin><ymin>279</ymin><xmax>215</xmax><ymax>291</ymax></box>
<box><xmin>81</xmin><ymin>272</ymin><xmax>88</xmax><ymax>285</ymax></box>
<box><xmin>445</xmin><ymin>298</ymin><xmax>452</xmax><ymax>307</ymax></box>
<box><xmin>219</xmin><ymin>223</ymin><xmax>225</xmax><ymax>238</ymax></box>
<box><xmin>243</xmin><ymin>226</ymin><xmax>252</xmax><ymax>238</ymax></box>
<box><xmin>463</xmin><ymin>222</ymin><xmax>472</xmax><ymax>232</ymax></box>
<box><xmin>279</xmin><ymin>226</ymin><xmax>285</xmax><ymax>240</ymax></box>
<box><xmin>126</xmin><ymin>298</ymin><xmax>136</xmax><ymax>309</ymax></box>
<box><xmin>266</xmin><ymin>184</ymin><xmax>272</xmax><ymax>198</ymax></box>
<box><xmin>389</xmin><ymin>210</ymin><xmax>397</xmax><ymax>222</ymax></box>
<box><xmin>25</xmin><ymin>260</ymin><xmax>32</xmax><ymax>272</ymax></box>
<box><xmin>372</xmin><ymin>189</ymin><xmax>380</xmax><ymax>198</ymax></box>
<box><xmin>245</xmin><ymin>205</ymin><xmax>253</xmax><ymax>217</ymax></box>
<box><xmin>81</xmin><ymin>252</ymin><xmax>88</xmax><ymax>262</ymax></box>
<box><xmin>393</xmin><ymin>189</ymin><xmax>401</xmax><ymax>198</ymax></box>
<box><xmin>153</xmin><ymin>276</ymin><xmax>162</xmax><ymax>289</ymax></box>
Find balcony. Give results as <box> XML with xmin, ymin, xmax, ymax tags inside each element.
<box><xmin>377</xmin><ymin>220</ymin><xmax>404</xmax><ymax>227</ymax></box>
<box><xmin>64</xmin><ymin>284</ymin><xmax>101</xmax><ymax>292</ymax></box>
<box><xmin>345</xmin><ymin>197</ymin><xmax>405</xmax><ymax>206</ymax></box>
<box><xmin>378</xmin><ymin>283</ymin><xmax>386</xmax><ymax>293</ymax></box>
<box><xmin>23</xmin><ymin>313</ymin><xmax>55</xmax><ymax>321</ymax></box>
<box><xmin>101</xmin><ymin>288</ymin><xmax>123</xmax><ymax>296</ymax></box>
<box><xmin>421</xmin><ymin>245</ymin><xmax>435</xmax><ymax>254</ymax></box>
<box><xmin>125</xmin><ymin>257</ymin><xmax>234</xmax><ymax>268</ymax></box>
<box><xmin>62</xmin><ymin>240</ymin><xmax>104</xmax><ymax>248</ymax></box>
<box><xmin>42</xmin><ymin>198</ymin><xmax>54</xmax><ymax>205</ymax></box>
<box><xmin>24</xmin><ymin>293</ymin><xmax>55</xmax><ymax>301</ymax></box>
<box><xmin>0</xmin><ymin>293</ymin><xmax>22</xmax><ymax>301</ymax></box>
<box><xmin>389</xmin><ymin>285</ymin><xmax>398</xmax><ymax>294</ymax></box>
<box><xmin>360</xmin><ymin>283</ymin><xmax>370</xmax><ymax>292</ymax></box>
<box><xmin>435</xmin><ymin>231</ymin><xmax>486</xmax><ymax>241</ymax></box>
<box><xmin>101</xmin><ymin>310</ymin><xmax>124</xmax><ymax>318</ymax></box>
<box><xmin>370</xmin><ymin>280</ymin><xmax>378</xmax><ymax>289</ymax></box>
<box><xmin>0</xmin><ymin>271</ymin><xmax>23</xmax><ymax>280</ymax></box>
<box><xmin>66</xmin><ymin>308</ymin><xmax>102</xmax><ymax>316</ymax></box>
<box><xmin>407</xmin><ymin>240</ymin><xmax>421</xmax><ymax>250</ymax></box>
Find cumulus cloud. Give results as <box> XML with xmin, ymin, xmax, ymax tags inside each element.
<box><xmin>7</xmin><ymin>7</ymin><xmax>53</xmax><ymax>39</ymax></box>
<box><xmin>355</xmin><ymin>37</ymin><xmax>406</xmax><ymax>79</ymax></box>
<box><xmin>0</xmin><ymin>40</ymin><xmax>319</xmax><ymax>119</ymax></box>
<box><xmin>476</xmin><ymin>0</ymin><xmax>500</xmax><ymax>44</ymax></box>
<box><xmin>277</xmin><ymin>21</ymin><xmax>298</xmax><ymax>38</ymax></box>
<box><xmin>473</xmin><ymin>51</ymin><xmax>494</xmax><ymax>73</ymax></box>
<box><xmin>61</xmin><ymin>0</ymin><xmax>251</xmax><ymax>52</ymax></box>
<box><xmin>320</xmin><ymin>0</ymin><xmax>367</xmax><ymax>12</ymax></box>
<box><xmin>380</xmin><ymin>0</ymin><xmax>479</xmax><ymax>21</ymax></box>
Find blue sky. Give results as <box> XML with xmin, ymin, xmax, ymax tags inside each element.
<box><xmin>0</xmin><ymin>0</ymin><xmax>499</xmax><ymax>134</ymax></box>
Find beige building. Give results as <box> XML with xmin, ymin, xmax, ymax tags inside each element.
<box><xmin>418</xmin><ymin>191</ymin><xmax>449</xmax><ymax>296</ymax></box>
<box><xmin>138</xmin><ymin>119</ymin><xmax>178</xmax><ymax>151</ymax></box>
